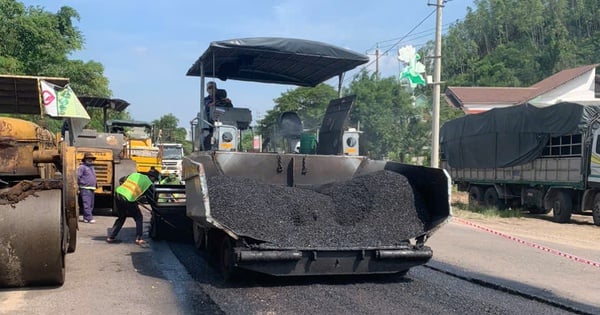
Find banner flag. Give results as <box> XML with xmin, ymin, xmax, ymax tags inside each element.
<box><xmin>40</xmin><ymin>80</ymin><xmax>90</xmax><ymax>119</ymax></box>
<box><xmin>40</xmin><ymin>80</ymin><xmax>59</xmax><ymax>116</ymax></box>
<box><xmin>40</xmin><ymin>80</ymin><xmax>90</xmax><ymax>141</ymax></box>
<box><xmin>56</xmin><ymin>85</ymin><xmax>90</xmax><ymax>119</ymax></box>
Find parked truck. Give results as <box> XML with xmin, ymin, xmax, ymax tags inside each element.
<box><xmin>175</xmin><ymin>37</ymin><xmax>451</xmax><ymax>280</ymax></box>
<box><xmin>0</xmin><ymin>74</ymin><xmax>80</xmax><ymax>287</ymax></box>
<box><xmin>158</xmin><ymin>142</ymin><xmax>184</xmax><ymax>181</ymax></box>
<box><xmin>440</xmin><ymin>102</ymin><xmax>600</xmax><ymax>226</ymax></box>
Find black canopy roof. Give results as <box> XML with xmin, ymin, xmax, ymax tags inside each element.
<box><xmin>186</xmin><ymin>37</ymin><xmax>369</xmax><ymax>87</ymax></box>
<box><xmin>78</xmin><ymin>96</ymin><xmax>130</xmax><ymax>112</ymax></box>
<box><xmin>106</xmin><ymin>119</ymin><xmax>152</xmax><ymax>128</ymax></box>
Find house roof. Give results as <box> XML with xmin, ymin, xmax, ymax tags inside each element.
<box><xmin>444</xmin><ymin>87</ymin><xmax>535</xmax><ymax>105</ymax></box>
<box><xmin>530</xmin><ymin>64</ymin><xmax>598</xmax><ymax>97</ymax></box>
<box><xmin>445</xmin><ymin>64</ymin><xmax>599</xmax><ymax>111</ymax></box>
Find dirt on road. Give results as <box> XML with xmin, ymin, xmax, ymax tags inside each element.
<box><xmin>451</xmin><ymin>192</ymin><xmax>600</xmax><ymax>251</ymax></box>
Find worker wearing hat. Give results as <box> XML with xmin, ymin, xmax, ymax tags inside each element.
<box><xmin>77</xmin><ymin>152</ymin><xmax>97</xmax><ymax>223</ymax></box>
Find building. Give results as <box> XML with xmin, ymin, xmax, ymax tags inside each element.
<box><xmin>444</xmin><ymin>64</ymin><xmax>600</xmax><ymax>114</ymax></box>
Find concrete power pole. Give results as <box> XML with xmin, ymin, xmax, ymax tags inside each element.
<box><xmin>375</xmin><ymin>46</ymin><xmax>380</xmax><ymax>80</ymax></box>
<box><xmin>430</xmin><ymin>0</ymin><xmax>443</xmax><ymax>168</ymax></box>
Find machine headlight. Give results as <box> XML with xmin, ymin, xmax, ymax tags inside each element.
<box><xmin>222</xmin><ymin>132</ymin><xmax>233</xmax><ymax>142</ymax></box>
<box><xmin>346</xmin><ymin>136</ymin><xmax>357</xmax><ymax>147</ymax></box>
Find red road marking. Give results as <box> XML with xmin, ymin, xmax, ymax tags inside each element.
<box><xmin>454</xmin><ymin>217</ymin><xmax>600</xmax><ymax>269</ymax></box>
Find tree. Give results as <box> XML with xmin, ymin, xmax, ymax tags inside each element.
<box><xmin>441</xmin><ymin>0</ymin><xmax>600</xmax><ymax>87</ymax></box>
<box><xmin>346</xmin><ymin>71</ymin><xmax>429</xmax><ymax>161</ymax></box>
<box><xmin>0</xmin><ymin>0</ymin><xmax>112</xmax><ymax>133</ymax></box>
<box><xmin>257</xmin><ymin>84</ymin><xmax>338</xmax><ymax>136</ymax></box>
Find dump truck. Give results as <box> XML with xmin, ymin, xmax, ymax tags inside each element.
<box><xmin>178</xmin><ymin>37</ymin><xmax>451</xmax><ymax>280</ymax></box>
<box><xmin>440</xmin><ymin>102</ymin><xmax>600</xmax><ymax>226</ymax></box>
<box><xmin>0</xmin><ymin>74</ymin><xmax>80</xmax><ymax>287</ymax></box>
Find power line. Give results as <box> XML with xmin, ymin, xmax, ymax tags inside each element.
<box><xmin>369</xmin><ymin>21</ymin><xmax>454</xmax><ymax>50</ymax></box>
<box><xmin>374</xmin><ymin>26</ymin><xmax>450</xmax><ymax>51</ymax></box>
<box><xmin>349</xmin><ymin>8</ymin><xmax>437</xmax><ymax>84</ymax></box>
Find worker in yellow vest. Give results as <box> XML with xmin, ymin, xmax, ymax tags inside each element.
<box><xmin>106</xmin><ymin>169</ymin><xmax>160</xmax><ymax>246</ymax></box>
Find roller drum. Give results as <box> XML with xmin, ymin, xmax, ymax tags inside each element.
<box><xmin>0</xmin><ymin>190</ymin><xmax>65</xmax><ymax>287</ymax></box>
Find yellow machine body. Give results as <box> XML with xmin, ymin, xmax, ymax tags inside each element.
<box><xmin>127</xmin><ymin>138</ymin><xmax>162</xmax><ymax>173</ymax></box>
<box><xmin>75</xmin><ymin>148</ymin><xmax>113</xmax><ymax>196</ymax></box>
<box><xmin>0</xmin><ymin>116</ymin><xmax>78</xmax><ymax>287</ymax></box>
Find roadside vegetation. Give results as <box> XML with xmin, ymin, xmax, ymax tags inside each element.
<box><xmin>451</xmin><ymin>190</ymin><xmax>522</xmax><ymax>218</ymax></box>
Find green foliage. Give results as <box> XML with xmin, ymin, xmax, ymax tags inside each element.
<box><xmin>254</xmin><ymin>71</ymin><xmax>442</xmax><ymax>163</ymax></box>
<box><xmin>442</xmin><ymin>0</ymin><xmax>600</xmax><ymax>87</ymax></box>
<box><xmin>257</xmin><ymin>84</ymin><xmax>337</xmax><ymax>136</ymax></box>
<box><xmin>0</xmin><ymin>0</ymin><xmax>112</xmax><ymax>133</ymax></box>
<box><xmin>240</xmin><ymin>131</ymin><xmax>254</xmax><ymax>152</ymax></box>
<box><xmin>346</xmin><ymin>71</ymin><xmax>429</xmax><ymax>161</ymax></box>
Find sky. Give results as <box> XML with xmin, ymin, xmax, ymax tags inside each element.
<box><xmin>22</xmin><ymin>0</ymin><xmax>475</xmax><ymax>129</ymax></box>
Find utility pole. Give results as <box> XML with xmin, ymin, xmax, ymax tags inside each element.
<box><xmin>375</xmin><ymin>46</ymin><xmax>380</xmax><ymax>80</ymax></box>
<box><xmin>430</xmin><ymin>0</ymin><xmax>443</xmax><ymax>168</ymax></box>
<box><xmin>366</xmin><ymin>44</ymin><xmax>384</xmax><ymax>80</ymax></box>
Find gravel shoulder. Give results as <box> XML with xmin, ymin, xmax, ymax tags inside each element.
<box><xmin>451</xmin><ymin>192</ymin><xmax>600</xmax><ymax>251</ymax></box>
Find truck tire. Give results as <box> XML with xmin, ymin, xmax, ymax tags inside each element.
<box><xmin>150</xmin><ymin>214</ymin><xmax>162</xmax><ymax>241</ymax></box>
<box><xmin>484</xmin><ymin>187</ymin><xmax>506</xmax><ymax>210</ymax></box>
<box><xmin>593</xmin><ymin>195</ymin><xmax>600</xmax><ymax>226</ymax></box>
<box><xmin>526</xmin><ymin>205</ymin><xmax>549</xmax><ymax>215</ymax></box>
<box><xmin>551</xmin><ymin>191</ymin><xmax>572</xmax><ymax>223</ymax></box>
<box><xmin>468</xmin><ymin>186</ymin><xmax>484</xmax><ymax>208</ymax></box>
<box><xmin>193</xmin><ymin>223</ymin><xmax>206</xmax><ymax>251</ymax></box>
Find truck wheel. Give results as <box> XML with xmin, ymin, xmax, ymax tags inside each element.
<box><xmin>484</xmin><ymin>187</ymin><xmax>505</xmax><ymax>210</ymax></box>
<box><xmin>193</xmin><ymin>223</ymin><xmax>206</xmax><ymax>251</ymax></box>
<box><xmin>220</xmin><ymin>237</ymin><xmax>238</xmax><ymax>281</ymax></box>
<box><xmin>150</xmin><ymin>214</ymin><xmax>161</xmax><ymax>241</ymax></box>
<box><xmin>468</xmin><ymin>186</ymin><xmax>484</xmax><ymax>208</ymax></box>
<box><xmin>526</xmin><ymin>205</ymin><xmax>549</xmax><ymax>215</ymax></box>
<box><xmin>593</xmin><ymin>195</ymin><xmax>600</xmax><ymax>226</ymax></box>
<box><xmin>551</xmin><ymin>191</ymin><xmax>572</xmax><ymax>223</ymax></box>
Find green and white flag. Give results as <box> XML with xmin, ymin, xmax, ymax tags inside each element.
<box><xmin>40</xmin><ymin>80</ymin><xmax>90</xmax><ymax>119</ymax></box>
<box><xmin>40</xmin><ymin>80</ymin><xmax>90</xmax><ymax>140</ymax></box>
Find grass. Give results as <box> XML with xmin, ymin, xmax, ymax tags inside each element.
<box><xmin>451</xmin><ymin>200</ymin><xmax>523</xmax><ymax>218</ymax></box>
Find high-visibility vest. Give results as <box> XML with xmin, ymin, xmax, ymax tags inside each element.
<box><xmin>116</xmin><ymin>173</ymin><xmax>153</xmax><ymax>202</ymax></box>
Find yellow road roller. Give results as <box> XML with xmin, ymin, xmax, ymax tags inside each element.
<box><xmin>0</xmin><ymin>74</ymin><xmax>79</xmax><ymax>287</ymax></box>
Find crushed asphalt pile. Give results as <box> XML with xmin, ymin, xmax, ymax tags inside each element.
<box><xmin>207</xmin><ymin>170</ymin><xmax>430</xmax><ymax>248</ymax></box>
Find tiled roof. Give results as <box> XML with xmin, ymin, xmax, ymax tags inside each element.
<box><xmin>445</xmin><ymin>64</ymin><xmax>599</xmax><ymax>110</ymax></box>
<box><xmin>445</xmin><ymin>87</ymin><xmax>535</xmax><ymax>105</ymax></box>
<box><xmin>530</xmin><ymin>64</ymin><xmax>598</xmax><ymax>97</ymax></box>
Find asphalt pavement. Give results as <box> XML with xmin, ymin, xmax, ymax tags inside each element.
<box><xmin>0</xmin><ymin>211</ymin><xmax>198</xmax><ymax>315</ymax></box>
<box><xmin>2</xmin><ymin>211</ymin><xmax>599</xmax><ymax>314</ymax></box>
<box><xmin>427</xmin><ymin>219</ymin><xmax>600</xmax><ymax>314</ymax></box>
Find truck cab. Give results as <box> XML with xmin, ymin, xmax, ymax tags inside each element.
<box><xmin>159</xmin><ymin>142</ymin><xmax>184</xmax><ymax>181</ymax></box>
